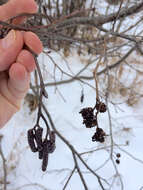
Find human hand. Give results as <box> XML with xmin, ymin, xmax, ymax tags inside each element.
<box><xmin>0</xmin><ymin>0</ymin><xmax>43</xmax><ymax>128</ymax></box>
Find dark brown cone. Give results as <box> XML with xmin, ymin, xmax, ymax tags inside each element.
<box><xmin>79</xmin><ymin>107</ymin><xmax>93</xmax><ymax>119</ymax></box>
<box><xmin>95</xmin><ymin>100</ymin><xmax>107</xmax><ymax>113</ymax></box>
<box><xmin>92</xmin><ymin>127</ymin><xmax>106</xmax><ymax>143</ymax></box>
<box><xmin>116</xmin><ymin>159</ymin><xmax>120</xmax><ymax>164</ymax></box>
<box><xmin>116</xmin><ymin>153</ymin><xmax>121</xmax><ymax>158</ymax></box>
<box><xmin>80</xmin><ymin>107</ymin><xmax>95</xmax><ymax>128</ymax></box>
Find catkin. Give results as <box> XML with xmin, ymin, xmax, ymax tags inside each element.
<box><xmin>27</xmin><ymin>129</ymin><xmax>38</xmax><ymax>152</ymax></box>
<box><xmin>35</xmin><ymin>127</ymin><xmax>43</xmax><ymax>151</ymax></box>
<box><xmin>47</xmin><ymin>140</ymin><xmax>56</xmax><ymax>153</ymax></box>
<box><xmin>42</xmin><ymin>139</ymin><xmax>49</xmax><ymax>171</ymax></box>
<box><xmin>50</xmin><ymin>131</ymin><xmax>56</xmax><ymax>143</ymax></box>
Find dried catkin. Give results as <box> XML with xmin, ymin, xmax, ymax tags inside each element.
<box><xmin>27</xmin><ymin>127</ymin><xmax>56</xmax><ymax>171</ymax></box>
<box><xmin>50</xmin><ymin>131</ymin><xmax>56</xmax><ymax>143</ymax></box>
<box><xmin>47</xmin><ymin>140</ymin><xmax>56</xmax><ymax>153</ymax></box>
<box><xmin>42</xmin><ymin>139</ymin><xmax>49</xmax><ymax>171</ymax></box>
<box><xmin>35</xmin><ymin>127</ymin><xmax>43</xmax><ymax>151</ymax></box>
<box><xmin>27</xmin><ymin>129</ymin><xmax>38</xmax><ymax>152</ymax></box>
<box><xmin>39</xmin><ymin>149</ymin><xmax>43</xmax><ymax>159</ymax></box>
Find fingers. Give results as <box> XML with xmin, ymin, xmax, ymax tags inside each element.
<box><xmin>0</xmin><ymin>29</ymin><xmax>43</xmax><ymax>72</ymax></box>
<box><xmin>0</xmin><ymin>48</ymin><xmax>37</xmax><ymax>114</ymax></box>
<box><xmin>7</xmin><ymin>48</ymin><xmax>38</xmax><ymax>103</ymax></box>
<box><xmin>16</xmin><ymin>49</ymin><xmax>36</xmax><ymax>72</ymax></box>
<box><xmin>8</xmin><ymin>62</ymin><xmax>30</xmax><ymax>99</ymax></box>
<box><xmin>24</xmin><ymin>31</ymin><xmax>43</xmax><ymax>54</ymax></box>
<box><xmin>0</xmin><ymin>0</ymin><xmax>37</xmax><ymax>21</ymax></box>
<box><xmin>0</xmin><ymin>30</ymin><xmax>23</xmax><ymax>71</ymax></box>
<box><xmin>0</xmin><ymin>58</ymin><xmax>31</xmax><ymax>128</ymax></box>
<box><xmin>0</xmin><ymin>29</ymin><xmax>43</xmax><ymax>88</ymax></box>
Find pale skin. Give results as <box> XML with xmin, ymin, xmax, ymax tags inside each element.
<box><xmin>0</xmin><ymin>0</ymin><xmax>43</xmax><ymax>128</ymax></box>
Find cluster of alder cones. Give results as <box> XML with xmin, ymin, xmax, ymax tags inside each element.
<box><xmin>27</xmin><ymin>126</ymin><xmax>56</xmax><ymax>171</ymax></box>
<box><xmin>79</xmin><ymin>99</ymin><xmax>107</xmax><ymax>143</ymax></box>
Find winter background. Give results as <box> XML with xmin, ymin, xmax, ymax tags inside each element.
<box><xmin>0</xmin><ymin>0</ymin><xmax>143</xmax><ymax>190</ymax></box>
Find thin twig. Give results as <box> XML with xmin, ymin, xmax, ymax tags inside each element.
<box><xmin>72</xmin><ymin>151</ymin><xmax>88</xmax><ymax>190</ymax></box>
<box><xmin>63</xmin><ymin>167</ymin><xmax>76</xmax><ymax>190</ymax></box>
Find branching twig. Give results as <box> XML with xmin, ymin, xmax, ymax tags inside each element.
<box><xmin>72</xmin><ymin>151</ymin><xmax>88</xmax><ymax>190</ymax></box>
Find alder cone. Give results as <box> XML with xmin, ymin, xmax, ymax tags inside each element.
<box><xmin>116</xmin><ymin>159</ymin><xmax>120</xmax><ymax>164</ymax></box>
<box><xmin>79</xmin><ymin>107</ymin><xmax>93</xmax><ymax>119</ymax></box>
<box><xmin>116</xmin><ymin>153</ymin><xmax>121</xmax><ymax>158</ymax></box>
<box><xmin>92</xmin><ymin>132</ymin><xmax>104</xmax><ymax>143</ymax></box>
<box><xmin>79</xmin><ymin>107</ymin><xmax>95</xmax><ymax>128</ymax></box>
<box><xmin>92</xmin><ymin>127</ymin><xmax>106</xmax><ymax>143</ymax></box>
<box><xmin>83</xmin><ymin>119</ymin><xmax>92</xmax><ymax>128</ymax></box>
<box><xmin>95</xmin><ymin>101</ymin><xmax>107</xmax><ymax>113</ymax></box>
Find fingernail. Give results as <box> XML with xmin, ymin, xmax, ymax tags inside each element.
<box><xmin>1</xmin><ymin>30</ymin><xmax>16</xmax><ymax>49</ymax></box>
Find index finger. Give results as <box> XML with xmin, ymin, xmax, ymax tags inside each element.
<box><xmin>0</xmin><ymin>0</ymin><xmax>37</xmax><ymax>21</ymax></box>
